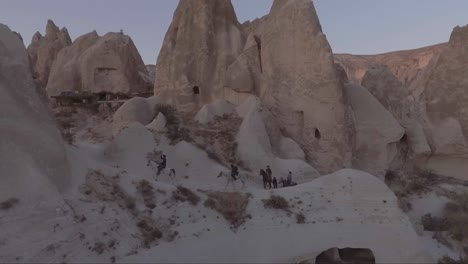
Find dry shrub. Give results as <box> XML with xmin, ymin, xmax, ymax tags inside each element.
<box><xmin>438</xmin><ymin>255</ymin><xmax>467</xmax><ymax>264</ymax></box>
<box><xmin>80</xmin><ymin>170</ymin><xmax>136</xmax><ymax>214</ymax></box>
<box><xmin>137</xmin><ymin>180</ymin><xmax>156</xmax><ymax>209</ymax></box>
<box><xmin>91</xmin><ymin>241</ymin><xmax>106</xmax><ymax>255</ymax></box>
<box><xmin>0</xmin><ymin>198</ymin><xmax>19</xmax><ymax>210</ymax></box>
<box><xmin>172</xmin><ymin>186</ymin><xmax>200</xmax><ymax>206</ymax></box>
<box><xmin>137</xmin><ymin>217</ymin><xmax>162</xmax><ymax>248</ymax></box>
<box><xmin>296</xmin><ymin>213</ymin><xmax>306</xmax><ymax>224</ymax></box>
<box><xmin>204</xmin><ymin>192</ymin><xmax>252</xmax><ymax>230</ymax></box>
<box><xmin>262</xmin><ymin>195</ymin><xmax>291</xmax><ymax>213</ymax></box>
<box><xmin>421</xmin><ymin>213</ymin><xmax>449</xmax><ymax>231</ymax></box>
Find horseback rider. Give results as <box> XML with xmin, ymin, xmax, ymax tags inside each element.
<box><xmin>231</xmin><ymin>164</ymin><xmax>238</xmax><ymax>181</ymax></box>
<box><xmin>157</xmin><ymin>154</ymin><xmax>167</xmax><ymax>176</ymax></box>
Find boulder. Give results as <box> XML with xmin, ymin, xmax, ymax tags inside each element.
<box><xmin>154</xmin><ymin>0</ymin><xmax>245</xmax><ymax>112</ymax></box>
<box><xmin>315</xmin><ymin>247</ymin><xmax>375</xmax><ymax>264</ymax></box>
<box><xmin>47</xmin><ymin>31</ymin><xmax>152</xmax><ymax>96</ymax></box>
<box><xmin>112</xmin><ymin>96</ymin><xmax>161</xmax><ymax>136</ymax></box>
<box><xmin>146</xmin><ymin>112</ymin><xmax>167</xmax><ymax>132</ymax></box>
<box><xmin>27</xmin><ymin>19</ymin><xmax>71</xmax><ymax>88</ymax></box>
<box><xmin>0</xmin><ymin>24</ymin><xmax>70</xmax><ymax>202</ymax></box>
<box><xmin>344</xmin><ymin>83</ymin><xmax>405</xmax><ymax>176</ymax></box>
<box><xmin>245</xmin><ymin>0</ymin><xmax>352</xmax><ymax>173</ymax></box>
<box><xmin>194</xmin><ymin>99</ymin><xmax>236</xmax><ymax>124</ymax></box>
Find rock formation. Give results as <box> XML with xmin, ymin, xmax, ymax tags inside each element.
<box><xmin>47</xmin><ymin>31</ymin><xmax>152</xmax><ymax>96</ymax></box>
<box><xmin>27</xmin><ymin>20</ymin><xmax>71</xmax><ymax>88</ymax></box>
<box><xmin>0</xmin><ymin>24</ymin><xmax>70</xmax><ymax>202</ymax></box>
<box><xmin>418</xmin><ymin>25</ymin><xmax>468</xmax><ymax>156</ymax></box>
<box><xmin>335</xmin><ymin>43</ymin><xmax>447</xmax><ymax>87</ymax></box>
<box><xmin>362</xmin><ymin>66</ymin><xmax>431</xmax><ymax>157</ymax></box>
<box><xmin>154</xmin><ymin>0</ymin><xmax>245</xmax><ymax>112</ymax></box>
<box><xmin>344</xmin><ymin>83</ymin><xmax>405</xmax><ymax>176</ymax></box>
<box><xmin>112</xmin><ymin>96</ymin><xmax>161</xmax><ymax>136</ymax></box>
<box><xmin>235</xmin><ymin>0</ymin><xmax>352</xmax><ymax>173</ymax></box>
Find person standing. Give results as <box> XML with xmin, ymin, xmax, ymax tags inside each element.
<box><xmin>287</xmin><ymin>171</ymin><xmax>292</xmax><ymax>186</ymax></box>
<box><xmin>272</xmin><ymin>177</ymin><xmax>278</xmax><ymax>189</ymax></box>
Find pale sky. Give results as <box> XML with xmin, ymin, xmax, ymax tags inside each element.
<box><xmin>1</xmin><ymin>0</ymin><xmax>467</xmax><ymax>64</ymax></box>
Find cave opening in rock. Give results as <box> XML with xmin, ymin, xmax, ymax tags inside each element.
<box><xmin>193</xmin><ymin>86</ymin><xmax>200</xmax><ymax>95</ymax></box>
<box><xmin>315</xmin><ymin>128</ymin><xmax>321</xmax><ymax>139</ymax></box>
<box><xmin>400</xmin><ymin>133</ymin><xmax>408</xmax><ymax>143</ymax></box>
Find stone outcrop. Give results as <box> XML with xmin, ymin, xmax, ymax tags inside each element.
<box><xmin>27</xmin><ymin>20</ymin><xmax>71</xmax><ymax>88</ymax></box>
<box><xmin>47</xmin><ymin>31</ymin><xmax>152</xmax><ymax>96</ymax></box>
<box><xmin>0</xmin><ymin>24</ymin><xmax>70</xmax><ymax>201</ymax></box>
<box><xmin>112</xmin><ymin>96</ymin><xmax>161</xmax><ymax>136</ymax></box>
<box><xmin>344</xmin><ymin>83</ymin><xmax>405</xmax><ymax>176</ymax></box>
<box><xmin>418</xmin><ymin>25</ymin><xmax>468</xmax><ymax>156</ymax></box>
<box><xmin>154</xmin><ymin>0</ymin><xmax>245</xmax><ymax>112</ymax></box>
<box><xmin>335</xmin><ymin>43</ymin><xmax>447</xmax><ymax>87</ymax></box>
<box><xmin>236</xmin><ymin>0</ymin><xmax>352</xmax><ymax>173</ymax></box>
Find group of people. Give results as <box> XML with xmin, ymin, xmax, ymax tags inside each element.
<box><xmin>260</xmin><ymin>166</ymin><xmax>294</xmax><ymax>189</ymax></box>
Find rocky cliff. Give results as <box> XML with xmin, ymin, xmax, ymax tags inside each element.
<box><xmin>154</xmin><ymin>0</ymin><xmax>245</xmax><ymax>112</ymax></box>
<box><xmin>335</xmin><ymin>43</ymin><xmax>447</xmax><ymax>87</ymax></box>
<box><xmin>46</xmin><ymin>31</ymin><xmax>152</xmax><ymax>96</ymax></box>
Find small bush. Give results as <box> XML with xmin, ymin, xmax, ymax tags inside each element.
<box><xmin>438</xmin><ymin>255</ymin><xmax>466</xmax><ymax>264</ymax></box>
<box><xmin>262</xmin><ymin>195</ymin><xmax>290</xmax><ymax>213</ymax></box>
<box><xmin>296</xmin><ymin>213</ymin><xmax>306</xmax><ymax>224</ymax></box>
<box><xmin>91</xmin><ymin>241</ymin><xmax>106</xmax><ymax>255</ymax></box>
<box><xmin>172</xmin><ymin>186</ymin><xmax>200</xmax><ymax>206</ymax></box>
<box><xmin>421</xmin><ymin>213</ymin><xmax>449</xmax><ymax>231</ymax></box>
<box><xmin>0</xmin><ymin>198</ymin><xmax>19</xmax><ymax>210</ymax></box>
<box><xmin>204</xmin><ymin>192</ymin><xmax>251</xmax><ymax>230</ymax></box>
<box><xmin>137</xmin><ymin>180</ymin><xmax>156</xmax><ymax>209</ymax></box>
<box><xmin>137</xmin><ymin>218</ymin><xmax>162</xmax><ymax>248</ymax></box>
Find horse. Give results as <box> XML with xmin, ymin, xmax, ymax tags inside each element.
<box><xmin>147</xmin><ymin>160</ymin><xmax>176</xmax><ymax>182</ymax></box>
<box><xmin>216</xmin><ymin>170</ymin><xmax>248</xmax><ymax>190</ymax></box>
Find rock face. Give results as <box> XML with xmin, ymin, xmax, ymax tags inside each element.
<box><xmin>335</xmin><ymin>43</ymin><xmax>447</xmax><ymax>87</ymax></box>
<box><xmin>154</xmin><ymin>0</ymin><xmax>245</xmax><ymax>112</ymax></box>
<box><xmin>0</xmin><ymin>24</ymin><xmax>70</xmax><ymax>201</ymax></box>
<box><xmin>242</xmin><ymin>0</ymin><xmax>352</xmax><ymax>173</ymax></box>
<box><xmin>344</xmin><ymin>83</ymin><xmax>405</xmax><ymax>176</ymax></box>
<box><xmin>418</xmin><ymin>25</ymin><xmax>468</xmax><ymax>156</ymax></box>
<box><xmin>47</xmin><ymin>31</ymin><xmax>152</xmax><ymax>96</ymax></box>
<box><xmin>194</xmin><ymin>99</ymin><xmax>235</xmax><ymax>124</ymax></box>
<box><xmin>27</xmin><ymin>20</ymin><xmax>71</xmax><ymax>88</ymax></box>
<box><xmin>362</xmin><ymin>66</ymin><xmax>431</xmax><ymax>157</ymax></box>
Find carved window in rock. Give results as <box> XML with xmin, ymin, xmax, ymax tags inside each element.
<box><xmin>193</xmin><ymin>86</ymin><xmax>200</xmax><ymax>95</ymax></box>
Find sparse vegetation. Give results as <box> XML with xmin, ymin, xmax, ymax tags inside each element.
<box><xmin>0</xmin><ymin>198</ymin><xmax>19</xmax><ymax>210</ymax></box>
<box><xmin>137</xmin><ymin>180</ymin><xmax>156</xmax><ymax>209</ymax></box>
<box><xmin>91</xmin><ymin>241</ymin><xmax>106</xmax><ymax>255</ymax></box>
<box><xmin>137</xmin><ymin>218</ymin><xmax>162</xmax><ymax>248</ymax></box>
<box><xmin>296</xmin><ymin>213</ymin><xmax>306</xmax><ymax>224</ymax></box>
<box><xmin>172</xmin><ymin>186</ymin><xmax>200</xmax><ymax>205</ymax></box>
<box><xmin>204</xmin><ymin>191</ymin><xmax>252</xmax><ymax>230</ymax></box>
<box><xmin>262</xmin><ymin>195</ymin><xmax>291</xmax><ymax>213</ymax></box>
<box><xmin>421</xmin><ymin>213</ymin><xmax>449</xmax><ymax>231</ymax></box>
<box><xmin>80</xmin><ymin>170</ymin><xmax>136</xmax><ymax>214</ymax></box>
